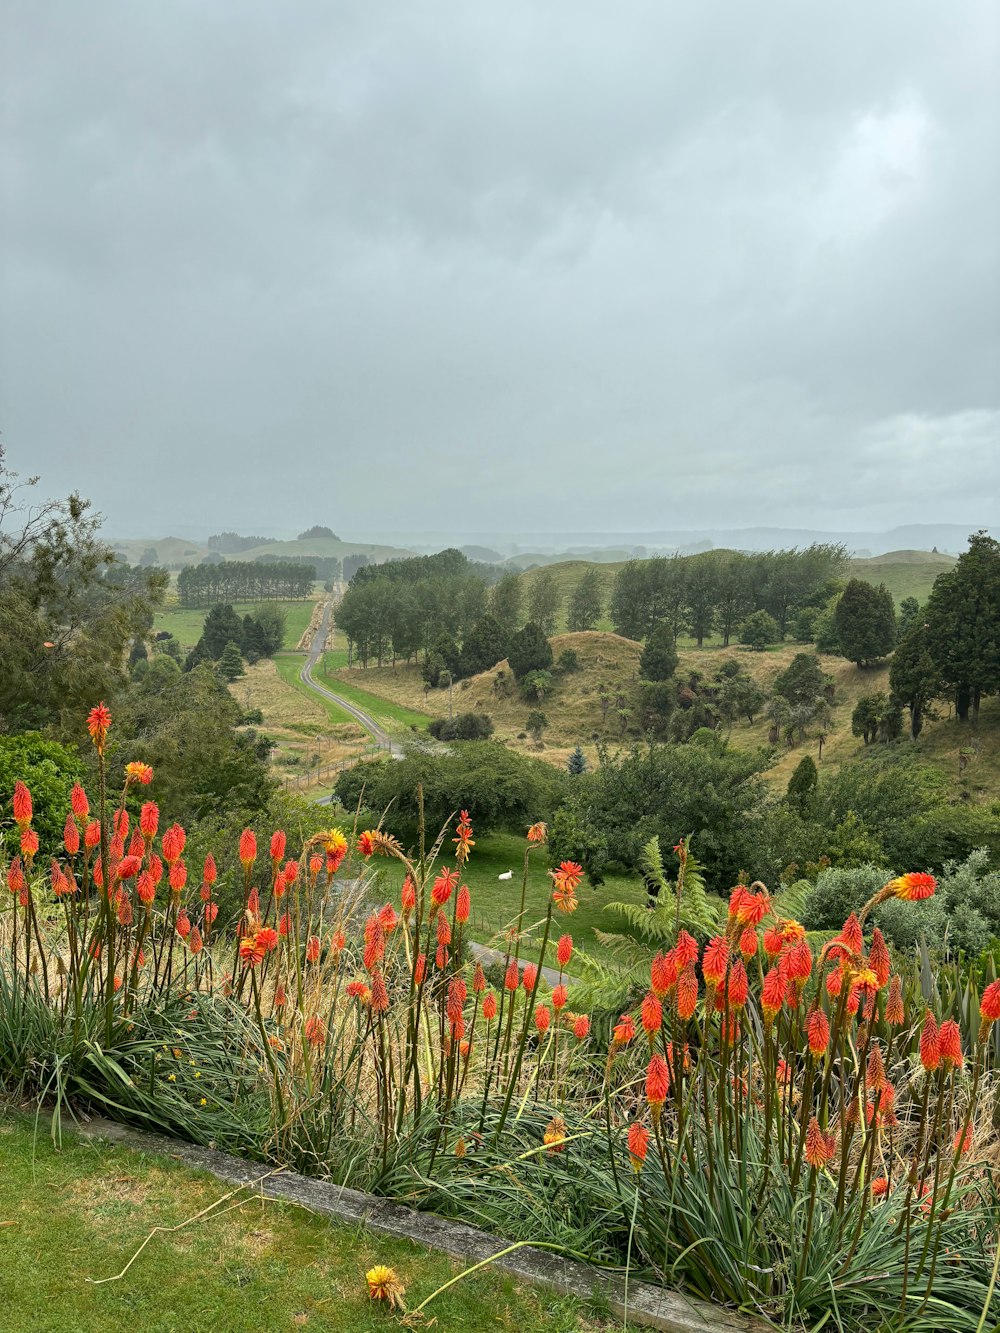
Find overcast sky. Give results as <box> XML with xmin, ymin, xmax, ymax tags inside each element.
<box><xmin>2</xmin><ymin>1</ymin><xmax>998</xmax><ymax>539</ymax></box>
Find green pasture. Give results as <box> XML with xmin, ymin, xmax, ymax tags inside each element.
<box><xmin>0</xmin><ymin>1115</ymin><xmax>610</xmax><ymax>1333</ymax></box>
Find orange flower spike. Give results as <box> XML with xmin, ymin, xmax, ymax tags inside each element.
<box><xmin>645</xmin><ymin>1053</ymin><xmax>670</xmax><ymax>1113</ymax></box>
<box><xmin>738</xmin><ymin>927</ymin><xmax>758</xmax><ymax>960</ymax></box>
<box><xmin>628</xmin><ymin>1122</ymin><xmax>650</xmax><ymax>1172</ymax></box>
<box><xmin>370</xmin><ymin>969</ymin><xmax>390</xmax><ymax>1012</ymax></box>
<box><xmin>400</xmin><ymin>876</ymin><xmax>417</xmax><ymax>915</ymax></box>
<box><xmin>884</xmin><ymin>974</ymin><xmax>904</xmax><ymax>1026</ymax></box>
<box><xmin>675</xmin><ymin>929</ymin><xmax>698</xmax><ymax>970</ymax></box>
<box><xmin>305</xmin><ymin>935</ymin><xmax>321</xmax><ymax>964</ymax></box>
<box><xmin>736</xmin><ymin>889</ymin><xmax>771</xmax><ymax>928</ymax></box>
<box><xmin>63</xmin><ymin>813</ymin><xmax>80</xmax><ymax>856</ymax></box>
<box><xmin>641</xmin><ymin>990</ymin><xmax>663</xmax><ymax>1037</ymax></box>
<box><xmin>356</xmin><ymin>829</ymin><xmax>378</xmax><ymax>858</ymax></box>
<box><xmin>257</xmin><ymin>926</ymin><xmax>279</xmax><ymax>953</ymax></box>
<box><xmin>239</xmin><ymin>828</ymin><xmax>257</xmax><ymax>870</ymax></box>
<box><xmin>87</xmin><ymin>702</ymin><xmax>112</xmax><ymax>753</ymax></box>
<box><xmin>551</xmin><ymin>860</ymin><xmax>583</xmax><ymax>892</ymax></box>
<box><xmin>866</xmin><ymin>1042</ymin><xmax>887</xmax><ymax>1092</ymax></box>
<box><xmin>891</xmin><ymin>871</ymin><xmax>936</xmax><ymax>902</ymax></box>
<box><xmin>20</xmin><ymin>828</ymin><xmax>39</xmax><ymax>860</ymax></box>
<box><xmin>728</xmin><ymin>960</ymin><xmax>749</xmax><ymax>1009</ymax></box>
<box><xmin>304</xmin><ymin>1015</ymin><xmax>326</xmax><ymax>1046</ymax></box>
<box><xmin>521</xmin><ymin>962</ymin><xmax>538</xmax><ymax>992</ymax></box>
<box><xmin>503</xmin><ymin>959</ymin><xmax>519</xmax><ymax>992</ymax></box>
<box><xmin>551</xmin><ymin>983</ymin><xmax>568</xmax><ymax>1011</ymax></box>
<box><xmin>837</xmin><ymin>913</ymin><xmax>863</xmax><ymax>956</ymax></box>
<box><xmin>482</xmin><ymin>990</ymin><xmax>498</xmax><ymax>1020</ymax></box>
<box><xmin>761</xmin><ymin>967</ymin><xmax>786</xmax><ymax>1025</ymax></box>
<box><xmin>762</xmin><ymin>924</ymin><xmax>784</xmax><ymax>958</ymax></box>
<box><xmin>526</xmin><ymin>821</ymin><xmax>548</xmax><ymax>843</ymax></box>
<box><xmin>378</xmin><ymin>902</ymin><xmax>398</xmax><ymax>934</ymax></box>
<box><xmin>573</xmin><ymin>1013</ymin><xmax>590</xmax><ymax>1040</ymax></box>
<box><xmin>556</xmin><ymin>934</ymin><xmax>573</xmax><ymax>968</ymax></box>
<box><xmin>938</xmin><ymin>1020</ymin><xmax>963</xmax><ymax>1071</ymax></box>
<box><xmin>239</xmin><ymin>935</ymin><xmax>266</xmax><ymax>967</ymax></box>
<box><xmin>806</xmin><ymin>1008</ymin><xmax>830</xmax><ymax>1056</ymax></box>
<box><xmin>162</xmin><ymin>823</ymin><xmax>186</xmax><ymax>865</ymax></box>
<box><xmin>269</xmin><ymin>830</ymin><xmax>286</xmax><ymax>865</ymax></box>
<box><xmin>70</xmin><ymin>783</ymin><xmax>89</xmax><ymax>820</ymax></box>
<box><xmin>676</xmin><ymin>964</ymin><xmax>699</xmax><ymax>1021</ymax></box>
<box><xmin>413</xmin><ymin>953</ymin><xmax>426</xmax><ymax>988</ymax></box>
<box><xmin>919</xmin><ymin>1011</ymin><xmax>940</xmax><ymax>1072</ymax></box>
<box><xmin>702</xmin><ymin>936</ymin><xmax>729</xmax><ymax>986</ymax></box>
<box><xmin>12</xmin><ymin>780</ymin><xmax>32</xmax><ymax>830</ymax></box>
<box><xmin>980</xmin><ymin>979</ymin><xmax>1000</xmax><ymax>1023</ymax></box>
<box><xmin>535</xmin><ymin>1004</ymin><xmax>551</xmax><ymax>1034</ymax></box>
<box><xmin>650</xmin><ymin>951</ymin><xmax>675</xmax><ymax>997</ymax></box>
<box><xmin>868</xmin><ymin>928</ymin><xmax>891</xmax><ymax>988</ymax></box>
<box><xmin>189</xmin><ymin>926</ymin><xmax>203</xmax><ymax>955</ymax></box>
<box><xmin>728</xmin><ymin>884</ymin><xmax>748</xmax><ymax>918</ymax></box>
<box><xmin>804</xmin><ymin>1116</ymin><xmax>836</xmax><ymax>1169</ymax></box>
<box><xmin>455</xmin><ymin>884</ymin><xmax>471</xmax><ymax>924</ymax></box>
<box><xmin>431</xmin><ymin>867</ymin><xmax>458</xmax><ymax>907</ymax></box>
<box><xmin>871</xmin><ymin>1176</ymin><xmax>889</xmax><ymax>1199</ymax></box>
<box><xmin>124</xmin><ymin>761</ymin><xmax>153</xmax><ymax>785</ymax></box>
<box><xmin>612</xmin><ymin>1012</ymin><xmax>636</xmax><ymax>1046</ymax></box>
<box><xmin>175</xmin><ymin>909</ymin><xmax>191</xmax><ymax>939</ymax></box>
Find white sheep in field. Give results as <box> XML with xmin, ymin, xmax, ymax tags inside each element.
<box><xmin>498</xmin><ymin>870</ymin><xmax>513</xmax><ymax>881</ymax></box>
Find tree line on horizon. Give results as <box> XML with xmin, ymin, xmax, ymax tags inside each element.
<box><xmin>177</xmin><ymin>560</ymin><xmax>315</xmax><ymax>607</ymax></box>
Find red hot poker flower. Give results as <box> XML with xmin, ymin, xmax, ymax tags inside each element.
<box><xmin>504</xmin><ymin>959</ymin><xmax>519</xmax><ymax>992</ymax></box>
<box><xmin>885</xmin><ymin>975</ymin><xmax>904</xmax><ymax>1026</ymax></box>
<box><xmin>938</xmin><ymin>1020</ymin><xmax>963</xmax><ymax>1071</ymax></box>
<box><xmin>738</xmin><ymin>927</ymin><xmax>758</xmax><ymax>959</ymax></box>
<box><xmin>124</xmin><ymin>761</ymin><xmax>153</xmax><ymax>785</ymax></box>
<box><xmin>641</xmin><ymin>991</ymin><xmax>663</xmax><ymax>1036</ymax></box>
<box><xmin>64</xmin><ymin>813</ymin><xmax>80</xmax><ymax>856</ymax></box>
<box><xmin>761</xmin><ymin>967</ymin><xmax>786</xmax><ymax>1024</ymax></box>
<box><xmin>556</xmin><ymin>934</ymin><xmax>573</xmax><ymax>968</ymax></box>
<box><xmin>534</xmin><ymin>1004</ymin><xmax>551</xmax><ymax>1034</ymax></box>
<box><xmin>521</xmin><ymin>963</ymin><xmax>538</xmax><ymax>992</ymax></box>
<box><xmin>162</xmin><ymin>823</ymin><xmax>186</xmax><ymax>865</ymax></box>
<box><xmin>645</xmin><ymin>1053</ymin><xmax>670</xmax><ymax>1109</ymax></box>
<box><xmin>12</xmin><ymin>780</ymin><xmax>32</xmax><ymax>830</ymax></box>
<box><xmin>269</xmin><ymin>830</ymin><xmax>286</xmax><ymax>863</ymax></box>
<box><xmin>675</xmin><ymin>930</ymin><xmax>699</xmax><ymax>970</ymax></box>
<box><xmin>305</xmin><ymin>935</ymin><xmax>321</xmax><ymax>964</ymax></box>
<box><xmin>573</xmin><ymin>1014</ymin><xmax>590</xmax><ymax>1040</ymax></box>
<box><xmin>805</xmin><ymin>1117</ymin><xmax>836</xmax><ymax>1169</ymax></box>
<box><xmin>551</xmin><ymin>983</ymin><xmax>568</xmax><ymax>1011</ymax></box>
<box><xmin>613</xmin><ymin>1012</ymin><xmax>636</xmax><ymax>1046</ymax></box>
<box><xmin>87</xmin><ymin>702</ymin><xmax>112</xmax><ymax>753</ymax></box>
<box><xmin>239</xmin><ymin>828</ymin><xmax>257</xmax><ymax>869</ymax></box>
<box><xmin>869</xmin><ymin>928</ymin><xmax>891</xmax><ymax>988</ymax></box>
<box><xmin>919</xmin><ymin>1011</ymin><xmax>940</xmax><ymax>1072</ymax></box>
<box><xmin>762</xmin><ymin>924</ymin><xmax>785</xmax><ymax>958</ymax></box>
<box><xmin>980</xmin><ymin>979</ymin><xmax>1000</xmax><ymax>1023</ymax></box>
<box><xmin>304</xmin><ymin>1016</ymin><xmax>326</xmax><ymax>1046</ymax></box>
<box><xmin>891</xmin><ymin>872</ymin><xmax>936</xmax><ymax>902</ymax></box>
<box><xmin>677</xmin><ymin>965</ymin><xmax>699</xmax><ymax>1021</ymax></box>
<box><xmin>356</xmin><ymin>830</ymin><xmax>378</xmax><ymax>858</ymax></box>
<box><xmin>702</xmin><ymin>936</ymin><xmax>729</xmax><ymax>986</ymax></box>
<box><xmin>20</xmin><ymin>828</ymin><xmax>39</xmax><ymax>859</ymax></box>
<box><xmin>455</xmin><ymin>884</ymin><xmax>471</xmax><ymax>924</ymax></box>
<box><xmin>628</xmin><ymin>1122</ymin><xmax>650</xmax><ymax>1172</ymax></box>
<box><xmin>432</xmin><ymin>867</ymin><xmax>458</xmax><ymax>906</ymax></box>
<box><xmin>70</xmin><ymin>783</ymin><xmax>89</xmax><ymax>820</ymax></box>
<box><xmin>482</xmin><ymin>991</ymin><xmax>498</xmax><ymax>1020</ymax></box>
<box><xmin>806</xmin><ymin>1008</ymin><xmax>830</xmax><ymax>1056</ymax></box>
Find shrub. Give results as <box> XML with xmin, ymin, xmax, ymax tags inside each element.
<box><xmin>739</xmin><ymin>609</ymin><xmax>779</xmax><ymax>650</ymax></box>
<box><xmin>507</xmin><ymin>621</ymin><xmax>552</xmax><ymax>680</ymax></box>
<box><xmin>427</xmin><ymin>712</ymin><xmax>494</xmax><ymax>741</ymax></box>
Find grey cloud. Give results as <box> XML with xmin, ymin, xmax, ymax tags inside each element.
<box><xmin>1</xmin><ymin>1</ymin><xmax>997</xmax><ymax>535</ymax></box>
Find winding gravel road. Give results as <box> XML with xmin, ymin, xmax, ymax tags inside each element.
<box><xmin>300</xmin><ymin>600</ymin><xmax>405</xmax><ymax>759</ymax></box>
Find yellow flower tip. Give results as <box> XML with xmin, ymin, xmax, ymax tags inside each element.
<box><xmin>366</xmin><ymin>1265</ymin><xmax>406</xmax><ymax>1309</ymax></box>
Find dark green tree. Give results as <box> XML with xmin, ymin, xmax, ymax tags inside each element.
<box><xmin>684</xmin><ymin>554</ymin><xmax>719</xmax><ymax>647</ymax></box>
<box><xmin>489</xmin><ymin>572</ymin><xmax>523</xmax><ymax>637</ymax></box>
<box><xmin>739</xmin><ymin>610</ymin><xmax>779</xmax><ymax>651</ymax></box>
<box><xmin>785</xmin><ymin>754</ymin><xmax>818</xmax><ymax>816</ymax></box>
<box><xmin>833</xmin><ymin>580</ymin><xmax>896</xmax><ymax>667</ymax></box>
<box><xmin>851</xmin><ymin>692</ymin><xmax>902</xmax><ymax>744</ymax></box>
<box><xmin>527</xmin><ymin>569</ymin><xmax>561</xmax><ymax>634</ymax></box>
<box><xmin>459</xmin><ymin>613</ymin><xmax>507</xmax><ymax>678</ymax></box>
<box><xmin>773</xmin><ymin>652</ymin><xmax>828</xmax><ymax>709</ymax></box>
<box><xmin>567</xmin><ymin>744</ymin><xmax>587</xmax><ymax>775</ymax></box>
<box><xmin>889</xmin><ymin>624</ymin><xmax>941</xmax><ymax>739</ymax></box>
<box><xmin>897</xmin><ymin>596</ymin><xmax>922</xmax><ymax>640</ymax></box>
<box><xmin>567</xmin><ymin>567</ymin><xmax>603</xmax><ymax>631</ymax></box>
<box><xmin>526</xmin><ymin>709</ymin><xmax>548</xmax><ymax>744</ymax></box>
<box><xmin>924</xmin><ymin>531</ymin><xmax>1000</xmax><ymax>721</ymax></box>
<box><xmin>0</xmin><ymin>733</ymin><xmax>84</xmax><ymax>850</ymax></box>
<box><xmin>639</xmin><ymin>622</ymin><xmax>679</xmax><ymax>681</ymax></box>
<box><xmin>201</xmin><ymin>604</ymin><xmax>247</xmax><ymax>659</ymax></box>
<box><xmin>218</xmin><ymin>641</ymin><xmax>245</xmax><ymax>681</ymax></box>
<box><xmin>507</xmin><ymin>621</ymin><xmax>552</xmax><ymax>680</ymax></box>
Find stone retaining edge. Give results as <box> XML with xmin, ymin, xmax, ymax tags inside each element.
<box><xmin>77</xmin><ymin>1116</ymin><xmax>768</xmax><ymax>1333</ymax></box>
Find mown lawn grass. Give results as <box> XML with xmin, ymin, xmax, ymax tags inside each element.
<box><xmin>450</xmin><ymin>832</ymin><xmax>649</xmax><ymax>971</ymax></box>
<box><xmin>0</xmin><ymin>1113</ymin><xmax>614</xmax><ymax>1333</ymax></box>
<box><xmin>154</xmin><ymin>600</ymin><xmax>318</xmax><ymax>652</ymax></box>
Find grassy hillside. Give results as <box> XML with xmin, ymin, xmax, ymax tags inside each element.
<box><xmin>239</xmin><ymin>537</ymin><xmax>415</xmax><ymax>563</ymax></box>
<box><xmin>110</xmin><ymin>536</ymin><xmax>211</xmax><ymax>566</ymax></box>
<box><xmin>516</xmin><ymin>561</ymin><xmax>622</xmax><ymax>633</ymax></box>
<box><xmin>847</xmin><ymin>549</ymin><xmax>955</xmax><ymax>604</ymax></box>
<box><xmin>153</xmin><ymin>599</ymin><xmax>318</xmax><ymax>652</ymax></box>
<box><xmin>330</xmin><ymin>630</ymin><xmax>644</xmax><ymax>768</ymax></box>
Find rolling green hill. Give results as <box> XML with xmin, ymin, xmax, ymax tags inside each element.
<box><xmin>847</xmin><ymin>550</ymin><xmax>956</xmax><ymax>604</ymax></box>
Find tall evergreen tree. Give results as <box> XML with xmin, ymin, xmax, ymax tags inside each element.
<box><xmin>489</xmin><ymin>572</ymin><xmax>523</xmax><ymax>636</ymax></box>
<box><xmin>567</xmin><ymin>567</ymin><xmax>604</xmax><ymax>631</ymax></box>
<box><xmin>639</xmin><ymin>622</ymin><xmax>679</xmax><ymax>681</ymax></box>
<box><xmin>924</xmin><ymin>531</ymin><xmax>1000</xmax><ymax>721</ymax></box>
<box><xmin>527</xmin><ymin>569</ymin><xmax>561</xmax><ymax>634</ymax></box>
<box><xmin>218</xmin><ymin>640</ymin><xmax>245</xmax><ymax>681</ymax></box>
<box><xmin>833</xmin><ymin>580</ymin><xmax>896</xmax><ymax>667</ymax></box>
<box><xmin>889</xmin><ymin>624</ymin><xmax>941</xmax><ymax>739</ymax></box>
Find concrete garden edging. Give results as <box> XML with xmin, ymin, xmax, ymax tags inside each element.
<box><xmin>77</xmin><ymin>1116</ymin><xmax>768</xmax><ymax>1333</ymax></box>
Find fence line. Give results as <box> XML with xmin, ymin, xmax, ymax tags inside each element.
<box><xmin>280</xmin><ymin>740</ymin><xmax>390</xmax><ymax>793</ymax></box>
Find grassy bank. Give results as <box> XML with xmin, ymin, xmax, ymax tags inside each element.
<box><xmin>0</xmin><ymin>1114</ymin><xmax>610</xmax><ymax>1332</ymax></box>
<box><xmin>154</xmin><ymin>599</ymin><xmax>318</xmax><ymax>652</ymax></box>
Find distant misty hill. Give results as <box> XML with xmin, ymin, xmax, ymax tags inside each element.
<box><xmin>353</xmin><ymin>523</ymin><xmax>996</xmax><ymax>559</ymax></box>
